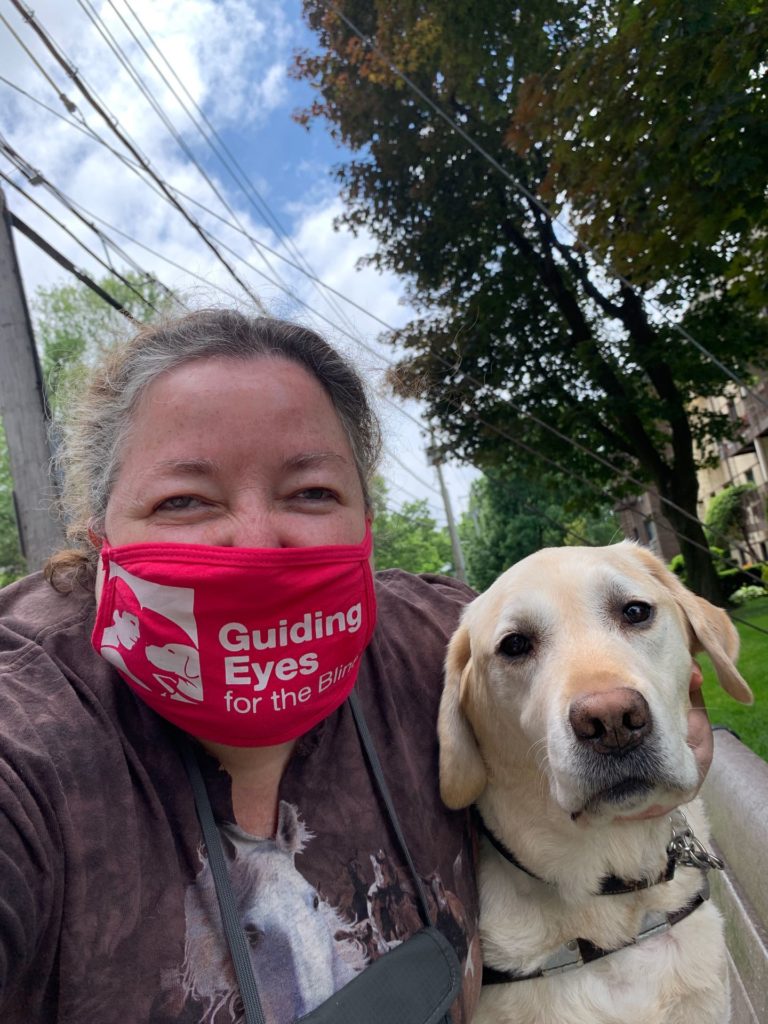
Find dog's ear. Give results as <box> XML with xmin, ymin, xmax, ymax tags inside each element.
<box><xmin>438</xmin><ymin>619</ymin><xmax>488</xmax><ymax>808</ymax></box>
<box><xmin>676</xmin><ymin>589</ymin><xmax>753</xmax><ymax>704</ymax></box>
<box><xmin>631</xmin><ymin>545</ymin><xmax>753</xmax><ymax>705</ymax></box>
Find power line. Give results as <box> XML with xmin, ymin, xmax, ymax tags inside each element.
<box><xmin>0</xmin><ymin>161</ymin><xmax>160</xmax><ymax>317</ymax></box>
<box><xmin>9</xmin><ymin>210</ymin><xmax>137</xmax><ymax>319</ymax></box>
<box><xmin>0</xmin><ymin>134</ymin><xmax>184</xmax><ymax>310</ymax></box>
<box><xmin>8</xmin><ymin>0</ymin><xmax>268</xmax><ymax>313</ymax></box>
<box><xmin>0</xmin><ymin>57</ymin><xmax>399</xmax><ymax>364</ymax></box>
<box><xmin>0</xmin><ymin>10</ymin><xmax>72</xmax><ymax>105</ymax></box>
<box><xmin>112</xmin><ymin>0</ymin><xmax>362</xmax><ymax>340</ymax></box>
<box><xmin>384</xmin><ymin>448</ymin><xmax>442</xmax><ymax>497</ymax></box>
<box><xmin>321</xmin><ymin>1</ymin><xmax>768</xmax><ymax>415</ymax></box>
<box><xmin>1</xmin><ymin>22</ymin><xmax>759</xmax><ymax>576</ymax></box>
<box><xmin>0</xmin><ymin>71</ymin><xmax>407</xmax><ymax>339</ymax></box>
<box><xmin>74</xmin><ymin>0</ymin><xmax>300</xmax><ymax>309</ymax></box>
<box><xmin>385</xmin><ymin>479</ymin><xmax>444</xmax><ymax>518</ymax></box>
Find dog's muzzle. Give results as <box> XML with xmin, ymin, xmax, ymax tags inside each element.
<box><xmin>563</xmin><ymin>687</ymin><xmax>678</xmax><ymax>813</ymax></box>
<box><xmin>569</xmin><ymin>687</ymin><xmax>652</xmax><ymax>755</ymax></box>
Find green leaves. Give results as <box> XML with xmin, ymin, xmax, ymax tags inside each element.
<box><xmin>292</xmin><ymin>1</ymin><xmax>768</xmax><ymax>597</ymax></box>
<box><xmin>457</xmin><ymin>468</ymin><xmax>620</xmax><ymax>591</ymax></box>
<box><xmin>0</xmin><ymin>418</ymin><xmax>25</xmax><ymax>585</ymax></box>
<box><xmin>371</xmin><ymin>476</ymin><xmax>453</xmax><ymax>574</ymax></box>
<box><xmin>0</xmin><ymin>271</ymin><xmax>177</xmax><ymax>586</ymax></box>
<box><xmin>33</xmin><ymin>272</ymin><xmax>176</xmax><ymax>411</ymax></box>
<box><xmin>533</xmin><ymin>0</ymin><xmax>768</xmax><ymax>292</ymax></box>
<box><xmin>704</xmin><ymin>483</ymin><xmax>761</xmax><ymax>559</ymax></box>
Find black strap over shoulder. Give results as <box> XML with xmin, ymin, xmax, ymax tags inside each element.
<box><xmin>348</xmin><ymin>689</ymin><xmax>435</xmax><ymax>928</ymax></box>
<box><xmin>180</xmin><ymin>690</ymin><xmax>461</xmax><ymax>1024</ymax></box>
<box><xmin>180</xmin><ymin>737</ymin><xmax>267</xmax><ymax>1024</ymax></box>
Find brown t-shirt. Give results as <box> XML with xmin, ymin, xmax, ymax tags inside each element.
<box><xmin>0</xmin><ymin>569</ymin><xmax>480</xmax><ymax>1023</ymax></box>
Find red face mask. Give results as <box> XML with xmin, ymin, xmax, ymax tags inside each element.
<box><xmin>91</xmin><ymin>529</ymin><xmax>376</xmax><ymax>746</ymax></box>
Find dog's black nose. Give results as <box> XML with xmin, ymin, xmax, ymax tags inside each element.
<box><xmin>569</xmin><ymin>688</ymin><xmax>652</xmax><ymax>754</ymax></box>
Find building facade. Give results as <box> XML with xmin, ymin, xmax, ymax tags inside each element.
<box><xmin>617</xmin><ymin>376</ymin><xmax>768</xmax><ymax>565</ymax></box>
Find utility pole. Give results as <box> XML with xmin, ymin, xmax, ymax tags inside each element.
<box><xmin>0</xmin><ymin>188</ymin><xmax>65</xmax><ymax>570</ymax></box>
<box><xmin>427</xmin><ymin>435</ymin><xmax>467</xmax><ymax>583</ymax></box>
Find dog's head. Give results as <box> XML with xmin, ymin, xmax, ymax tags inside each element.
<box><xmin>438</xmin><ymin>543</ymin><xmax>752</xmax><ymax>819</ymax></box>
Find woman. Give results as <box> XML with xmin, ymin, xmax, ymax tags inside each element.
<box><xmin>0</xmin><ymin>310</ymin><xmax>712</xmax><ymax>1023</ymax></box>
<box><xmin>0</xmin><ymin>310</ymin><xmax>480</xmax><ymax>1024</ymax></box>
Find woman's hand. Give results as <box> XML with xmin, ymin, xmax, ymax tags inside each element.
<box><xmin>687</xmin><ymin>661</ymin><xmax>714</xmax><ymax>793</ymax></box>
<box><xmin>616</xmin><ymin>661</ymin><xmax>713</xmax><ymax>822</ymax></box>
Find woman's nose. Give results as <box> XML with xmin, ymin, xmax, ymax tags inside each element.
<box><xmin>220</xmin><ymin>510</ymin><xmax>284</xmax><ymax>549</ymax></box>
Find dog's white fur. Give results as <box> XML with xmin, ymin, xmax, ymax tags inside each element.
<box><xmin>438</xmin><ymin>543</ymin><xmax>752</xmax><ymax>1024</ymax></box>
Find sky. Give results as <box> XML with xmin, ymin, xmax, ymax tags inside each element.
<box><xmin>0</xmin><ymin>0</ymin><xmax>479</xmax><ymax>528</ymax></box>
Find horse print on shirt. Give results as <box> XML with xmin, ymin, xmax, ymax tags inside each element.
<box><xmin>180</xmin><ymin>801</ymin><xmax>367</xmax><ymax>1024</ymax></box>
<box><xmin>169</xmin><ymin>801</ymin><xmax>473</xmax><ymax>1024</ymax></box>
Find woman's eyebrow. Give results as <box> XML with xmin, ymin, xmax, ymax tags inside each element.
<box><xmin>283</xmin><ymin>451</ymin><xmax>350</xmax><ymax>471</ymax></box>
<box><xmin>153</xmin><ymin>458</ymin><xmax>219</xmax><ymax>477</ymax></box>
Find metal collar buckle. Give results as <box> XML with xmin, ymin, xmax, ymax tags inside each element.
<box><xmin>667</xmin><ymin>810</ymin><xmax>724</xmax><ymax>872</ymax></box>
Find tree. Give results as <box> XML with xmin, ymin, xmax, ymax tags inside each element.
<box><xmin>0</xmin><ymin>272</ymin><xmax>176</xmax><ymax>585</ymax></box>
<box><xmin>0</xmin><ymin>419</ymin><xmax>25</xmax><ymax>585</ymax></box>
<box><xmin>371</xmin><ymin>476</ymin><xmax>452</xmax><ymax>574</ymax></box>
<box><xmin>458</xmin><ymin>468</ymin><xmax>620</xmax><ymax>590</ymax></box>
<box><xmin>34</xmin><ymin>272</ymin><xmax>175</xmax><ymax>406</ymax></box>
<box><xmin>294</xmin><ymin>0</ymin><xmax>768</xmax><ymax>603</ymax></box>
<box><xmin>458</xmin><ymin>471</ymin><xmax>563</xmax><ymax>591</ymax></box>
<box><xmin>704</xmin><ymin>484</ymin><xmax>762</xmax><ymax>563</ymax></box>
<box><xmin>518</xmin><ymin>0</ymin><xmax>768</xmax><ymax>304</ymax></box>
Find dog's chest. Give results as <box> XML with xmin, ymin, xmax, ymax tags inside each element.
<box><xmin>476</xmin><ymin>860</ymin><xmax>729</xmax><ymax>1024</ymax></box>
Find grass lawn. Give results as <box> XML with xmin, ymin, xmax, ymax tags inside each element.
<box><xmin>700</xmin><ymin>596</ymin><xmax>768</xmax><ymax>762</ymax></box>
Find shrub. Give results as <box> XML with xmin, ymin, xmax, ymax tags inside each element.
<box><xmin>718</xmin><ymin>567</ymin><xmax>765</xmax><ymax>602</ymax></box>
<box><xmin>730</xmin><ymin>584</ymin><xmax>767</xmax><ymax>606</ymax></box>
<box><xmin>668</xmin><ymin>554</ymin><xmax>686</xmax><ymax>579</ymax></box>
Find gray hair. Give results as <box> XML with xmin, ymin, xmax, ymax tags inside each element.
<box><xmin>47</xmin><ymin>309</ymin><xmax>381</xmax><ymax>590</ymax></box>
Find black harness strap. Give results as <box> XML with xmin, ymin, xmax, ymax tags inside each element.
<box><xmin>482</xmin><ymin>887</ymin><xmax>709</xmax><ymax>985</ymax></box>
<box><xmin>348</xmin><ymin>689</ymin><xmax>435</xmax><ymax>927</ymax></box>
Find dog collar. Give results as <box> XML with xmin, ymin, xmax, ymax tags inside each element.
<box><xmin>476</xmin><ymin>807</ymin><xmax>723</xmax><ymax>895</ymax></box>
<box><xmin>476</xmin><ymin>811</ymin><xmax>677</xmax><ymax>895</ymax></box>
<box><xmin>482</xmin><ymin>877</ymin><xmax>711</xmax><ymax>985</ymax></box>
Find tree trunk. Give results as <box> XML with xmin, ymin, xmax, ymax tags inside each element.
<box><xmin>660</xmin><ymin>482</ymin><xmax>725</xmax><ymax>605</ymax></box>
<box><xmin>740</xmin><ymin>523</ymin><xmax>760</xmax><ymax>564</ymax></box>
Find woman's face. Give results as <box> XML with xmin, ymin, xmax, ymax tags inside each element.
<box><xmin>100</xmin><ymin>356</ymin><xmax>369</xmax><ymax>552</ymax></box>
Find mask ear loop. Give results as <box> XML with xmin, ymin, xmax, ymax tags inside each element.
<box><xmin>179</xmin><ymin>736</ymin><xmax>267</xmax><ymax>1024</ymax></box>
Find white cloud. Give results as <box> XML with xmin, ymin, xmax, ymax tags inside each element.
<box><xmin>0</xmin><ymin>0</ymin><xmax>477</xmax><ymax>523</ymax></box>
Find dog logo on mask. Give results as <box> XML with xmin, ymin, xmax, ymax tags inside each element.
<box><xmin>99</xmin><ymin>563</ymin><xmax>204</xmax><ymax>704</ymax></box>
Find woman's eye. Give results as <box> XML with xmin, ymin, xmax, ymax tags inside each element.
<box><xmin>296</xmin><ymin>488</ymin><xmax>337</xmax><ymax>502</ymax></box>
<box><xmin>154</xmin><ymin>495</ymin><xmax>201</xmax><ymax>512</ymax></box>
<box><xmin>622</xmin><ymin>601</ymin><xmax>653</xmax><ymax>625</ymax></box>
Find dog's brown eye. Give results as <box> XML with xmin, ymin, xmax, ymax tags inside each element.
<box><xmin>498</xmin><ymin>633</ymin><xmax>532</xmax><ymax>658</ymax></box>
<box><xmin>623</xmin><ymin>601</ymin><xmax>652</xmax><ymax>624</ymax></box>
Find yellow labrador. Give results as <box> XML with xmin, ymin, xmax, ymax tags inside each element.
<box><xmin>438</xmin><ymin>543</ymin><xmax>752</xmax><ymax>1024</ymax></box>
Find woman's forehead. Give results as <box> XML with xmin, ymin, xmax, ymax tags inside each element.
<box><xmin>118</xmin><ymin>356</ymin><xmax>357</xmax><ymax>476</ymax></box>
